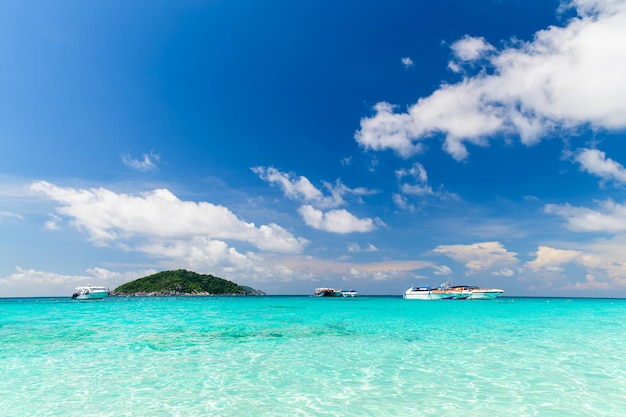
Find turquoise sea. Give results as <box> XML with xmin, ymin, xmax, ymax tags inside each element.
<box><xmin>1</xmin><ymin>296</ymin><xmax>625</xmax><ymax>416</ymax></box>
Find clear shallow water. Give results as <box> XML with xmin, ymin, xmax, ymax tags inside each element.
<box><xmin>1</xmin><ymin>296</ymin><xmax>625</xmax><ymax>416</ymax></box>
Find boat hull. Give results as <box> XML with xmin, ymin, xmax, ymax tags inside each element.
<box><xmin>403</xmin><ymin>287</ymin><xmax>447</xmax><ymax>300</ymax></box>
<box><xmin>404</xmin><ymin>286</ymin><xmax>502</xmax><ymax>300</ymax></box>
<box><xmin>74</xmin><ymin>291</ymin><xmax>109</xmax><ymax>300</ymax></box>
<box><xmin>467</xmin><ymin>289</ymin><xmax>503</xmax><ymax>300</ymax></box>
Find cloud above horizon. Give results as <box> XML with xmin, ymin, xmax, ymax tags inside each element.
<box><xmin>298</xmin><ymin>205</ymin><xmax>376</xmax><ymax>233</ymax></box>
<box><xmin>253</xmin><ymin>166</ymin><xmax>380</xmax><ymax>233</ymax></box>
<box><xmin>31</xmin><ymin>181</ymin><xmax>307</xmax><ymax>252</ymax></box>
<box><xmin>432</xmin><ymin>241</ymin><xmax>519</xmax><ymax>275</ymax></box>
<box><xmin>545</xmin><ymin>198</ymin><xmax>626</xmax><ymax>233</ymax></box>
<box><xmin>355</xmin><ymin>0</ymin><xmax>626</xmax><ymax>160</ymax></box>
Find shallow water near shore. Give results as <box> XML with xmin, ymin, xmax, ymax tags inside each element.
<box><xmin>1</xmin><ymin>296</ymin><xmax>625</xmax><ymax>416</ymax></box>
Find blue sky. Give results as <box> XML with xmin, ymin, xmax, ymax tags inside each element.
<box><xmin>2</xmin><ymin>0</ymin><xmax>626</xmax><ymax>297</ymax></box>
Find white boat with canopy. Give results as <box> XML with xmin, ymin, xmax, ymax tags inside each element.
<box><xmin>403</xmin><ymin>284</ymin><xmax>502</xmax><ymax>300</ymax></box>
<box><xmin>71</xmin><ymin>284</ymin><xmax>110</xmax><ymax>300</ymax></box>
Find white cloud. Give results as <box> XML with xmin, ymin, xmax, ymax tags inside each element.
<box><xmin>572</xmin><ymin>274</ymin><xmax>610</xmax><ymax>290</ymax></box>
<box><xmin>392</xmin><ymin>193</ymin><xmax>415</xmax><ymax>211</ymax></box>
<box><xmin>356</xmin><ymin>0</ymin><xmax>626</xmax><ymax>160</ymax></box>
<box><xmin>432</xmin><ymin>264</ymin><xmax>452</xmax><ymax>275</ymax></box>
<box><xmin>520</xmin><ymin>242</ymin><xmax>626</xmax><ymax>290</ymax></box>
<box><xmin>450</xmin><ymin>35</ymin><xmax>495</xmax><ymax>63</ymax></box>
<box><xmin>395</xmin><ymin>163</ymin><xmax>458</xmax><ymax>203</ymax></box>
<box><xmin>253</xmin><ymin>167</ymin><xmax>379</xmax><ymax>233</ymax></box>
<box><xmin>355</xmin><ymin>102</ymin><xmax>425</xmax><ymax>158</ymax></box>
<box><xmin>44</xmin><ymin>213</ymin><xmax>62</xmax><ymax>231</ymax></box>
<box><xmin>135</xmin><ymin>237</ymin><xmax>260</xmax><ymax>273</ymax></box>
<box><xmin>545</xmin><ymin>199</ymin><xmax>626</xmax><ymax>233</ymax></box>
<box><xmin>0</xmin><ymin>211</ymin><xmax>23</xmax><ymax>221</ymax></box>
<box><xmin>401</xmin><ymin>57</ymin><xmax>414</xmax><ymax>68</ymax></box>
<box><xmin>298</xmin><ymin>205</ymin><xmax>377</xmax><ymax>233</ymax></box>
<box><xmin>575</xmin><ymin>148</ymin><xmax>626</xmax><ymax>184</ymax></box>
<box><xmin>492</xmin><ymin>268</ymin><xmax>515</xmax><ymax>277</ymax></box>
<box><xmin>122</xmin><ymin>151</ymin><xmax>160</xmax><ymax>172</ymax></box>
<box><xmin>346</xmin><ymin>260</ymin><xmax>433</xmax><ymax>281</ymax></box>
<box><xmin>432</xmin><ymin>241</ymin><xmax>519</xmax><ymax>272</ymax></box>
<box><xmin>253</xmin><ymin>166</ymin><xmax>330</xmax><ymax>205</ymax></box>
<box><xmin>525</xmin><ymin>245</ymin><xmax>582</xmax><ymax>270</ymax></box>
<box><xmin>579</xmin><ymin>236</ymin><xmax>626</xmax><ymax>286</ymax></box>
<box><xmin>252</xmin><ymin>166</ymin><xmax>376</xmax><ymax>209</ymax></box>
<box><xmin>347</xmin><ymin>242</ymin><xmax>378</xmax><ymax>252</ymax></box>
<box><xmin>396</xmin><ymin>163</ymin><xmax>433</xmax><ymax>196</ymax></box>
<box><xmin>30</xmin><ymin>181</ymin><xmax>307</xmax><ymax>253</ymax></box>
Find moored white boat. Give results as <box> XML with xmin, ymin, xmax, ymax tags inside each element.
<box><xmin>403</xmin><ymin>286</ymin><xmax>448</xmax><ymax>300</ymax></box>
<box><xmin>71</xmin><ymin>284</ymin><xmax>110</xmax><ymax>300</ymax></box>
<box><xmin>341</xmin><ymin>289</ymin><xmax>358</xmax><ymax>297</ymax></box>
<box><xmin>404</xmin><ymin>284</ymin><xmax>503</xmax><ymax>300</ymax></box>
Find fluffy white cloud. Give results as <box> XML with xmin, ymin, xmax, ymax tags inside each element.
<box><xmin>521</xmin><ymin>243</ymin><xmax>625</xmax><ymax>290</ymax></box>
<box><xmin>525</xmin><ymin>245</ymin><xmax>582</xmax><ymax>270</ymax></box>
<box><xmin>450</xmin><ymin>35</ymin><xmax>495</xmax><ymax>63</ymax></box>
<box><xmin>356</xmin><ymin>0</ymin><xmax>626</xmax><ymax>160</ymax></box>
<box><xmin>252</xmin><ymin>166</ymin><xmax>375</xmax><ymax>209</ymax></box>
<box><xmin>298</xmin><ymin>205</ymin><xmax>376</xmax><ymax>233</ymax></box>
<box><xmin>401</xmin><ymin>57</ymin><xmax>414</xmax><ymax>68</ymax></box>
<box><xmin>545</xmin><ymin>199</ymin><xmax>626</xmax><ymax>233</ymax></box>
<box><xmin>253</xmin><ymin>167</ymin><xmax>379</xmax><ymax>233</ymax></box>
<box><xmin>575</xmin><ymin>148</ymin><xmax>626</xmax><ymax>184</ymax></box>
<box><xmin>432</xmin><ymin>241</ymin><xmax>519</xmax><ymax>272</ymax></box>
<box><xmin>253</xmin><ymin>166</ymin><xmax>331</xmax><ymax>206</ymax></box>
<box><xmin>30</xmin><ymin>181</ymin><xmax>307</xmax><ymax>253</ymax></box>
<box><xmin>396</xmin><ymin>163</ymin><xmax>433</xmax><ymax>196</ymax></box>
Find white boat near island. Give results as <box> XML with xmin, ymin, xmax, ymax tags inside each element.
<box><xmin>314</xmin><ymin>288</ymin><xmax>358</xmax><ymax>297</ymax></box>
<box><xmin>71</xmin><ymin>285</ymin><xmax>110</xmax><ymax>300</ymax></box>
<box><xmin>403</xmin><ymin>284</ymin><xmax>502</xmax><ymax>300</ymax></box>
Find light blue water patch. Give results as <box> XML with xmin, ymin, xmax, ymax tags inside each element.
<box><xmin>1</xmin><ymin>296</ymin><xmax>625</xmax><ymax>416</ymax></box>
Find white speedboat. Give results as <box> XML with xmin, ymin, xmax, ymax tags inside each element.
<box><xmin>71</xmin><ymin>285</ymin><xmax>110</xmax><ymax>300</ymax></box>
<box><xmin>341</xmin><ymin>289</ymin><xmax>358</xmax><ymax>297</ymax></box>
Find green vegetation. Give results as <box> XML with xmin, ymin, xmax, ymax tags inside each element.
<box><xmin>112</xmin><ymin>269</ymin><xmax>265</xmax><ymax>296</ymax></box>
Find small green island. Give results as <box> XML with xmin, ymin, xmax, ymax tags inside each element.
<box><xmin>111</xmin><ymin>269</ymin><xmax>265</xmax><ymax>297</ymax></box>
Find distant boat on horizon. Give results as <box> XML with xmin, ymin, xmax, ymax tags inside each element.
<box><xmin>314</xmin><ymin>288</ymin><xmax>358</xmax><ymax>297</ymax></box>
<box><xmin>403</xmin><ymin>284</ymin><xmax>503</xmax><ymax>300</ymax></box>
